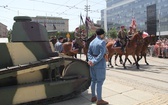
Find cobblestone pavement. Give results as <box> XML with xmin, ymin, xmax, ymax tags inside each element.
<box><xmin>137</xmin><ymin>94</ymin><xmax>168</xmax><ymax>105</ymax></box>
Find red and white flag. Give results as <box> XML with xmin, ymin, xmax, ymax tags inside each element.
<box><xmin>142</xmin><ymin>31</ymin><xmax>149</xmax><ymax>38</ymax></box>
<box><xmin>131</xmin><ymin>18</ymin><xmax>136</xmax><ymax>29</ymax></box>
<box><xmin>85</xmin><ymin>16</ymin><xmax>92</xmax><ymax>29</ymax></box>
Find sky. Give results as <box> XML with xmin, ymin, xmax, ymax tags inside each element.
<box><xmin>0</xmin><ymin>0</ymin><xmax>106</xmax><ymax>31</ymax></box>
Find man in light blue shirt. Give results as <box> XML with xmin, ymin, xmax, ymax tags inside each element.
<box><xmin>87</xmin><ymin>28</ymin><xmax>109</xmax><ymax>105</ymax></box>
<box><xmin>55</xmin><ymin>36</ymin><xmax>64</xmax><ymax>53</ymax></box>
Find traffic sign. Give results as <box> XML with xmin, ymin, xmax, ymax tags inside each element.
<box><xmin>66</xmin><ymin>33</ymin><xmax>70</xmax><ymax>38</ymax></box>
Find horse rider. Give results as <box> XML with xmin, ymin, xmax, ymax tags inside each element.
<box><xmin>128</xmin><ymin>26</ymin><xmax>134</xmax><ymax>38</ymax></box>
<box><xmin>118</xmin><ymin>26</ymin><xmax>128</xmax><ymax>52</ymax></box>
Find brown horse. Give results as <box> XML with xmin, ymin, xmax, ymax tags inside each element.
<box><xmin>106</xmin><ymin>41</ymin><xmax>116</xmax><ymax>67</ymax></box>
<box><xmin>106</xmin><ymin>41</ymin><xmax>132</xmax><ymax>67</ymax></box>
<box><xmin>111</xmin><ymin>34</ymin><xmax>157</xmax><ymax>67</ymax></box>
<box><xmin>138</xmin><ymin>35</ymin><xmax>157</xmax><ymax>65</ymax></box>
<box><xmin>107</xmin><ymin>31</ymin><xmax>143</xmax><ymax>69</ymax></box>
<box><xmin>123</xmin><ymin>31</ymin><xmax>144</xmax><ymax>69</ymax></box>
<box><xmin>62</xmin><ymin>38</ymin><xmax>84</xmax><ymax>58</ymax></box>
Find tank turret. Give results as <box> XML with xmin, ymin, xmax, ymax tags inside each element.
<box><xmin>0</xmin><ymin>16</ymin><xmax>90</xmax><ymax>105</ymax></box>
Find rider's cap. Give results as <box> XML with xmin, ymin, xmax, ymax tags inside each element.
<box><xmin>121</xmin><ymin>26</ymin><xmax>125</xmax><ymax>28</ymax></box>
<box><xmin>96</xmin><ymin>28</ymin><xmax>105</xmax><ymax>35</ymax></box>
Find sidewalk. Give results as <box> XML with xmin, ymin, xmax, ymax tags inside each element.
<box><xmin>53</xmin><ymin>77</ymin><xmax>167</xmax><ymax>105</ymax></box>
<box><xmin>51</xmin><ymin>54</ymin><xmax>168</xmax><ymax>105</ymax></box>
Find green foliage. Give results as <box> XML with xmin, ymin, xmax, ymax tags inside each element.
<box><xmin>48</xmin><ymin>31</ymin><xmax>75</xmax><ymax>40</ymax></box>
<box><xmin>79</xmin><ymin>25</ymin><xmax>85</xmax><ymax>30</ymax></box>
<box><xmin>88</xmin><ymin>30</ymin><xmax>96</xmax><ymax>37</ymax></box>
<box><xmin>108</xmin><ymin>27</ymin><xmax>117</xmax><ymax>38</ymax></box>
<box><xmin>124</xmin><ymin>29</ymin><xmax>128</xmax><ymax>34</ymax></box>
<box><xmin>7</xmin><ymin>29</ymin><xmax>12</xmax><ymax>42</ymax></box>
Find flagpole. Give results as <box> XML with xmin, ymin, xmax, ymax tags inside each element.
<box><xmin>79</xmin><ymin>13</ymin><xmax>82</xmax><ymax>59</ymax></box>
<box><xmin>85</xmin><ymin>0</ymin><xmax>90</xmax><ymax>38</ymax></box>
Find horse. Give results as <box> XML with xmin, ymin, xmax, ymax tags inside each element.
<box><xmin>62</xmin><ymin>30</ymin><xmax>96</xmax><ymax>59</ymax></box>
<box><xmin>138</xmin><ymin>35</ymin><xmax>157</xmax><ymax>65</ymax></box>
<box><xmin>106</xmin><ymin>40</ymin><xmax>116</xmax><ymax>67</ymax></box>
<box><xmin>106</xmin><ymin>41</ymin><xmax>132</xmax><ymax>68</ymax></box>
<box><xmin>107</xmin><ymin>31</ymin><xmax>143</xmax><ymax>69</ymax></box>
<box><xmin>83</xmin><ymin>34</ymin><xmax>96</xmax><ymax>61</ymax></box>
<box><xmin>62</xmin><ymin>38</ymin><xmax>84</xmax><ymax>58</ymax></box>
<box><xmin>118</xmin><ymin>34</ymin><xmax>157</xmax><ymax>66</ymax></box>
<box><xmin>123</xmin><ymin>31</ymin><xmax>143</xmax><ymax>69</ymax></box>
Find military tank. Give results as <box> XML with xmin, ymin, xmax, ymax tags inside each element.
<box><xmin>0</xmin><ymin>16</ymin><xmax>91</xmax><ymax>105</ymax></box>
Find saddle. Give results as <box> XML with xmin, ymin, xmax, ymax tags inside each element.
<box><xmin>114</xmin><ymin>40</ymin><xmax>122</xmax><ymax>47</ymax></box>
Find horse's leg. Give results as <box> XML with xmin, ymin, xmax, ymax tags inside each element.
<box><xmin>119</xmin><ymin>55</ymin><xmax>123</xmax><ymax>64</ymax></box>
<box><xmin>133</xmin><ymin>55</ymin><xmax>139</xmax><ymax>69</ymax></box>
<box><xmin>123</xmin><ymin>55</ymin><xmax>128</xmax><ymax>69</ymax></box>
<box><xmin>107</xmin><ymin>57</ymin><xmax>110</xmax><ymax>67</ymax></box>
<box><xmin>115</xmin><ymin>54</ymin><xmax>118</xmax><ymax>66</ymax></box>
<box><xmin>144</xmin><ymin>54</ymin><xmax>149</xmax><ymax>65</ymax></box>
<box><xmin>109</xmin><ymin>56</ymin><xmax>113</xmax><ymax>68</ymax></box>
<box><xmin>139</xmin><ymin>53</ymin><xmax>143</xmax><ymax>60</ymax></box>
<box><xmin>135</xmin><ymin>54</ymin><xmax>142</xmax><ymax>64</ymax></box>
<box><xmin>136</xmin><ymin>54</ymin><xmax>140</xmax><ymax>67</ymax></box>
<box><xmin>74</xmin><ymin>54</ymin><xmax>77</xmax><ymax>58</ymax></box>
<box><xmin>127</xmin><ymin>57</ymin><xmax>132</xmax><ymax>64</ymax></box>
<box><xmin>132</xmin><ymin>55</ymin><xmax>140</xmax><ymax>66</ymax></box>
<box><xmin>86</xmin><ymin>55</ymin><xmax>88</xmax><ymax>61</ymax></box>
<box><xmin>107</xmin><ymin>54</ymin><xmax>110</xmax><ymax>67</ymax></box>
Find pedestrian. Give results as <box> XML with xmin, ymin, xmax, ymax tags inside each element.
<box><xmin>55</xmin><ymin>36</ymin><xmax>64</xmax><ymax>53</ymax></box>
<box><xmin>87</xmin><ymin>28</ymin><xmax>109</xmax><ymax>105</ymax></box>
<box><xmin>49</xmin><ymin>36</ymin><xmax>57</xmax><ymax>46</ymax></box>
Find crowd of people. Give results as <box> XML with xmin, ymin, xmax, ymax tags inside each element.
<box><xmin>150</xmin><ymin>38</ymin><xmax>168</xmax><ymax>58</ymax></box>
<box><xmin>49</xmin><ymin>36</ymin><xmax>82</xmax><ymax>58</ymax></box>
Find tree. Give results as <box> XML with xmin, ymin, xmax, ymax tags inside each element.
<box><xmin>108</xmin><ymin>27</ymin><xmax>117</xmax><ymax>38</ymax></box>
<box><xmin>7</xmin><ymin>29</ymin><xmax>12</xmax><ymax>42</ymax></box>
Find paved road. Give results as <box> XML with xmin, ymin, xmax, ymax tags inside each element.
<box><xmin>51</xmin><ymin>55</ymin><xmax>168</xmax><ymax>105</ymax></box>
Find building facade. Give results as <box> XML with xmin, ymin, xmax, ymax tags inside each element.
<box><xmin>101</xmin><ymin>0</ymin><xmax>168</xmax><ymax>36</ymax></box>
<box><xmin>0</xmin><ymin>22</ymin><xmax>8</xmax><ymax>38</ymax></box>
<box><xmin>31</xmin><ymin>16</ymin><xmax>69</xmax><ymax>32</ymax></box>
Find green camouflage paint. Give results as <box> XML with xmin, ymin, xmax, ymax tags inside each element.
<box><xmin>0</xmin><ymin>16</ymin><xmax>90</xmax><ymax>105</ymax></box>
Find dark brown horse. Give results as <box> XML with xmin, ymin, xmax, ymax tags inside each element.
<box><xmin>62</xmin><ymin>34</ymin><xmax>96</xmax><ymax>59</ymax></box>
<box><xmin>107</xmin><ymin>31</ymin><xmax>143</xmax><ymax>69</ymax></box>
<box><xmin>123</xmin><ymin>31</ymin><xmax>144</xmax><ymax>69</ymax></box>
<box><xmin>138</xmin><ymin>35</ymin><xmax>157</xmax><ymax>65</ymax></box>
<box><xmin>83</xmin><ymin>34</ymin><xmax>96</xmax><ymax>61</ymax></box>
<box><xmin>108</xmin><ymin>34</ymin><xmax>157</xmax><ymax>67</ymax></box>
